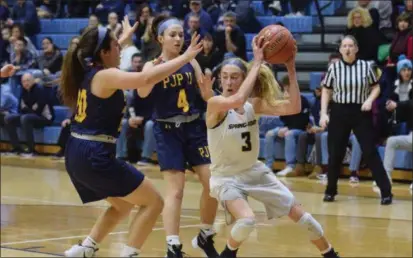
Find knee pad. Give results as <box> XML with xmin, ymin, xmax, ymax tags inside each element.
<box><xmin>298</xmin><ymin>213</ymin><xmax>324</xmax><ymax>240</ymax></box>
<box><xmin>230</xmin><ymin>217</ymin><xmax>256</xmax><ymax>243</ymax></box>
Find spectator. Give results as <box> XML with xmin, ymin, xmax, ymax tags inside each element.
<box><xmin>9</xmin><ymin>24</ymin><xmax>37</xmax><ymax>57</ymax></box>
<box><xmin>106</xmin><ymin>12</ymin><xmax>122</xmax><ymax>37</ymax></box>
<box><xmin>196</xmin><ymin>33</ymin><xmax>223</xmax><ymax>74</ymax></box>
<box><xmin>1</xmin><ymin>26</ymin><xmax>11</xmax><ymax>65</ymax></box>
<box><xmin>155</xmin><ymin>0</ymin><xmax>176</xmax><ymax>17</ymax></box>
<box><xmin>214</xmin><ymin>11</ymin><xmax>247</xmax><ymax>60</ymax></box>
<box><xmin>94</xmin><ymin>0</ymin><xmax>125</xmax><ymax>24</ymax></box>
<box><xmin>345</xmin><ymin>7</ymin><xmax>381</xmax><ymax>61</ymax></box>
<box><xmin>235</xmin><ymin>0</ymin><xmax>262</xmax><ymax>33</ymax></box>
<box><xmin>3</xmin><ymin>73</ymin><xmax>54</xmax><ymax>156</ymax></box>
<box><xmin>184</xmin><ymin>0</ymin><xmax>213</xmax><ymax>32</ymax></box>
<box><xmin>119</xmin><ymin>19</ymin><xmax>140</xmax><ymax>71</ymax></box>
<box><xmin>35</xmin><ymin>37</ymin><xmax>63</xmax><ymax>78</ymax></box>
<box><xmin>141</xmin><ymin>14</ymin><xmax>160</xmax><ymax>62</ymax></box>
<box><xmin>202</xmin><ymin>0</ymin><xmax>220</xmax><ymax>24</ymax></box>
<box><xmin>184</xmin><ymin>13</ymin><xmax>206</xmax><ymax>49</ymax></box>
<box><xmin>0</xmin><ymin>0</ymin><xmax>9</xmax><ymax>25</ymax></box>
<box><xmin>384</xmin><ymin>96</ymin><xmax>413</xmax><ymax>189</ymax></box>
<box><xmin>280</xmin><ymin>0</ymin><xmax>312</xmax><ymax>16</ymax></box>
<box><xmin>80</xmin><ymin>14</ymin><xmax>100</xmax><ymax>35</ymax></box>
<box><xmin>388</xmin><ymin>12</ymin><xmax>412</xmax><ymax>64</ymax></box>
<box><xmin>134</xmin><ymin>3</ymin><xmax>154</xmax><ymax>49</ymax></box>
<box><xmin>10</xmin><ymin>37</ymin><xmax>36</xmax><ymax>73</ymax></box>
<box><xmin>264</xmin><ymin>79</ymin><xmax>311</xmax><ymax>176</ymax></box>
<box><xmin>7</xmin><ymin>0</ymin><xmax>40</xmax><ymax>37</ymax></box>
<box><xmin>357</xmin><ymin>0</ymin><xmax>393</xmax><ymax>34</ymax></box>
<box><xmin>34</xmin><ymin>0</ymin><xmax>62</xmax><ymax>18</ymax></box>
<box><xmin>0</xmin><ymin>91</ymin><xmax>18</xmax><ymax>125</ymax></box>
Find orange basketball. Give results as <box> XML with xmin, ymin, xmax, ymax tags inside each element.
<box><xmin>257</xmin><ymin>25</ymin><xmax>295</xmax><ymax>64</ymax></box>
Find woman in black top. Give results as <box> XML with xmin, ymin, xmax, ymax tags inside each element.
<box><xmin>320</xmin><ymin>35</ymin><xmax>393</xmax><ymax>205</ymax></box>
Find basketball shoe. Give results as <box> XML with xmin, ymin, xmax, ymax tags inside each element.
<box><xmin>64</xmin><ymin>242</ymin><xmax>98</xmax><ymax>257</ymax></box>
<box><xmin>192</xmin><ymin>229</ymin><xmax>219</xmax><ymax>257</ymax></box>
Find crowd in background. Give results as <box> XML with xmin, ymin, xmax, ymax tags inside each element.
<box><xmin>0</xmin><ymin>0</ymin><xmax>411</xmax><ymax>187</ymax></box>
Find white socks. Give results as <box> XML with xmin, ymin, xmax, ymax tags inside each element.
<box><xmin>166</xmin><ymin>235</ymin><xmax>181</xmax><ymax>246</ymax></box>
<box><xmin>120</xmin><ymin>245</ymin><xmax>141</xmax><ymax>257</ymax></box>
<box><xmin>201</xmin><ymin>224</ymin><xmax>215</xmax><ymax>237</ymax></box>
<box><xmin>227</xmin><ymin>241</ymin><xmax>238</xmax><ymax>251</ymax></box>
<box><xmin>321</xmin><ymin>244</ymin><xmax>332</xmax><ymax>254</ymax></box>
<box><xmin>82</xmin><ymin>236</ymin><xmax>98</xmax><ymax>248</ymax></box>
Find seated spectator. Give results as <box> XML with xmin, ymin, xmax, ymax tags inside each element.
<box><xmin>0</xmin><ymin>0</ymin><xmax>9</xmax><ymax>26</ymax></box>
<box><xmin>345</xmin><ymin>7</ymin><xmax>381</xmax><ymax>61</ymax></box>
<box><xmin>94</xmin><ymin>0</ymin><xmax>125</xmax><ymax>24</ymax></box>
<box><xmin>184</xmin><ymin>0</ymin><xmax>213</xmax><ymax>33</ymax></box>
<box><xmin>264</xmin><ymin>80</ymin><xmax>311</xmax><ymax>176</ymax></box>
<box><xmin>214</xmin><ymin>11</ymin><xmax>247</xmax><ymax>61</ymax></box>
<box><xmin>7</xmin><ymin>0</ymin><xmax>40</xmax><ymax>37</ymax></box>
<box><xmin>0</xmin><ymin>91</ymin><xmax>18</xmax><ymax>126</ymax></box>
<box><xmin>3</xmin><ymin>73</ymin><xmax>54</xmax><ymax>157</ymax></box>
<box><xmin>140</xmin><ymin>15</ymin><xmax>160</xmax><ymax>62</ymax></box>
<box><xmin>80</xmin><ymin>14</ymin><xmax>100</xmax><ymax>35</ymax></box>
<box><xmin>34</xmin><ymin>0</ymin><xmax>62</xmax><ymax>18</ymax></box>
<box><xmin>383</xmin><ymin>96</ymin><xmax>412</xmax><ymax>189</ymax></box>
<box><xmin>184</xmin><ymin>13</ymin><xmax>207</xmax><ymax>49</ymax></box>
<box><xmin>9</xmin><ymin>24</ymin><xmax>37</xmax><ymax>57</ymax></box>
<box><xmin>106</xmin><ymin>12</ymin><xmax>122</xmax><ymax>37</ymax></box>
<box><xmin>133</xmin><ymin>3</ymin><xmax>154</xmax><ymax>49</ymax></box>
<box><xmin>35</xmin><ymin>37</ymin><xmax>63</xmax><ymax>84</ymax></box>
<box><xmin>404</xmin><ymin>0</ymin><xmax>413</xmax><ymax>23</ymax></box>
<box><xmin>196</xmin><ymin>33</ymin><xmax>223</xmax><ymax>74</ymax></box>
<box><xmin>1</xmin><ymin>26</ymin><xmax>11</xmax><ymax>65</ymax></box>
<box><xmin>388</xmin><ymin>12</ymin><xmax>412</xmax><ymax>65</ymax></box>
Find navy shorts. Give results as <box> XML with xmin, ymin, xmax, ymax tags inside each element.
<box><xmin>65</xmin><ymin>136</ymin><xmax>145</xmax><ymax>204</ymax></box>
<box><xmin>153</xmin><ymin>118</ymin><xmax>210</xmax><ymax>172</ymax></box>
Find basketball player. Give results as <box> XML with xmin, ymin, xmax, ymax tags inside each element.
<box><xmin>202</xmin><ymin>36</ymin><xmax>340</xmax><ymax>258</ymax></box>
<box><xmin>137</xmin><ymin>15</ymin><xmax>219</xmax><ymax>258</ymax></box>
<box><xmin>60</xmin><ymin>17</ymin><xmax>203</xmax><ymax>257</ymax></box>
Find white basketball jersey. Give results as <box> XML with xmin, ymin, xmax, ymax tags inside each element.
<box><xmin>208</xmin><ymin>102</ymin><xmax>260</xmax><ymax>176</ymax></box>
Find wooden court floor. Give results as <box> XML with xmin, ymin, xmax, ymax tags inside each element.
<box><xmin>0</xmin><ymin>162</ymin><xmax>412</xmax><ymax>257</ymax></box>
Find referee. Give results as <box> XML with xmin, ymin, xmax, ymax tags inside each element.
<box><xmin>320</xmin><ymin>36</ymin><xmax>393</xmax><ymax>205</ymax></box>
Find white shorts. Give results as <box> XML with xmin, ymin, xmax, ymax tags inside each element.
<box><xmin>210</xmin><ymin>161</ymin><xmax>295</xmax><ymax>223</ymax></box>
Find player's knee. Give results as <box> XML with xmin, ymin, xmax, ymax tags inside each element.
<box><xmin>151</xmin><ymin>193</ymin><xmax>164</xmax><ymax>214</ymax></box>
<box><xmin>297</xmin><ymin>212</ymin><xmax>324</xmax><ymax>240</ymax></box>
<box><xmin>230</xmin><ymin>217</ymin><xmax>256</xmax><ymax>243</ymax></box>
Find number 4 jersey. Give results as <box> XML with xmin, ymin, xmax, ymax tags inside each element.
<box><xmin>208</xmin><ymin>102</ymin><xmax>260</xmax><ymax>176</ymax></box>
<box><xmin>71</xmin><ymin>67</ymin><xmax>126</xmax><ymax>138</ymax></box>
<box><xmin>151</xmin><ymin>62</ymin><xmax>201</xmax><ymax>119</ymax></box>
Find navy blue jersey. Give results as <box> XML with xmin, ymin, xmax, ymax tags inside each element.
<box><xmin>71</xmin><ymin>67</ymin><xmax>126</xmax><ymax>138</ymax></box>
<box><xmin>151</xmin><ymin>62</ymin><xmax>202</xmax><ymax>119</ymax></box>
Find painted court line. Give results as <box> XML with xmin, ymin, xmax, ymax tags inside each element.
<box><xmin>0</xmin><ymin>224</ymin><xmax>202</xmax><ymax>246</ymax></box>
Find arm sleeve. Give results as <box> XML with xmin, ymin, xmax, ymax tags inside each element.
<box><xmin>321</xmin><ymin>63</ymin><xmax>335</xmax><ymax>89</ymax></box>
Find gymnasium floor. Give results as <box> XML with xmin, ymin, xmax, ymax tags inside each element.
<box><xmin>0</xmin><ymin>158</ymin><xmax>412</xmax><ymax>257</ymax></box>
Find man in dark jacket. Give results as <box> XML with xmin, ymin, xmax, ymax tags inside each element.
<box><xmin>383</xmin><ymin>95</ymin><xmax>412</xmax><ymax>189</ymax></box>
<box><xmin>4</xmin><ymin>73</ymin><xmax>54</xmax><ymax>156</ymax></box>
<box><xmin>8</xmin><ymin>0</ymin><xmax>40</xmax><ymax>37</ymax></box>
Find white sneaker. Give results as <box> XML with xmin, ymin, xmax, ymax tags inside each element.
<box><xmin>64</xmin><ymin>243</ymin><xmax>98</xmax><ymax>257</ymax></box>
<box><xmin>276</xmin><ymin>166</ymin><xmax>294</xmax><ymax>177</ymax></box>
<box><xmin>410</xmin><ymin>183</ymin><xmax>412</xmax><ymax>190</ymax></box>
<box><xmin>349</xmin><ymin>176</ymin><xmax>360</xmax><ymax>184</ymax></box>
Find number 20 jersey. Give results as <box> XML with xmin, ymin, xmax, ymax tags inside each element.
<box><xmin>151</xmin><ymin>62</ymin><xmax>200</xmax><ymax>119</ymax></box>
<box><xmin>71</xmin><ymin>67</ymin><xmax>126</xmax><ymax>138</ymax></box>
<box><xmin>207</xmin><ymin>102</ymin><xmax>260</xmax><ymax>177</ymax></box>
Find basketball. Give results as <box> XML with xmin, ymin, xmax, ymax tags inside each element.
<box><xmin>257</xmin><ymin>24</ymin><xmax>295</xmax><ymax>64</ymax></box>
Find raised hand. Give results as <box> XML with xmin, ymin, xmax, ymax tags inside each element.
<box><xmin>183</xmin><ymin>32</ymin><xmax>203</xmax><ymax>60</ymax></box>
<box><xmin>252</xmin><ymin>36</ymin><xmax>269</xmax><ymax>63</ymax></box>
<box><xmin>118</xmin><ymin>15</ymin><xmax>139</xmax><ymax>45</ymax></box>
<box><xmin>198</xmin><ymin>71</ymin><xmax>216</xmax><ymax>93</ymax></box>
<box><xmin>0</xmin><ymin>64</ymin><xmax>17</xmax><ymax>78</ymax></box>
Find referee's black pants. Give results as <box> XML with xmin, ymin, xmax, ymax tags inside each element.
<box><xmin>325</xmin><ymin>103</ymin><xmax>392</xmax><ymax>198</ymax></box>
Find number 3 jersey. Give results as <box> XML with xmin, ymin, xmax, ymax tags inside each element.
<box><xmin>71</xmin><ymin>67</ymin><xmax>126</xmax><ymax>138</ymax></box>
<box><xmin>151</xmin><ymin>62</ymin><xmax>201</xmax><ymax>119</ymax></box>
<box><xmin>208</xmin><ymin>102</ymin><xmax>260</xmax><ymax>176</ymax></box>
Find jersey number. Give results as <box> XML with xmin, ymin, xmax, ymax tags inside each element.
<box><xmin>177</xmin><ymin>89</ymin><xmax>189</xmax><ymax>112</ymax></box>
<box><xmin>74</xmin><ymin>89</ymin><xmax>87</xmax><ymax>122</ymax></box>
<box><xmin>241</xmin><ymin>132</ymin><xmax>252</xmax><ymax>152</ymax></box>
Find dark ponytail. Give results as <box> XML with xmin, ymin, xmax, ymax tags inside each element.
<box><xmin>151</xmin><ymin>14</ymin><xmax>172</xmax><ymax>43</ymax></box>
<box><xmin>60</xmin><ymin>27</ymin><xmax>112</xmax><ymax>109</ymax></box>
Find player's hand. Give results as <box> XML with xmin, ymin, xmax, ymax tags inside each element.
<box><xmin>285</xmin><ymin>40</ymin><xmax>297</xmax><ymax>68</ymax></box>
<box><xmin>183</xmin><ymin>32</ymin><xmax>203</xmax><ymax>61</ymax></box>
<box><xmin>361</xmin><ymin>99</ymin><xmax>372</xmax><ymax>111</ymax></box>
<box><xmin>252</xmin><ymin>36</ymin><xmax>269</xmax><ymax>64</ymax></box>
<box><xmin>1</xmin><ymin>64</ymin><xmax>17</xmax><ymax>78</ymax></box>
<box><xmin>319</xmin><ymin>114</ymin><xmax>329</xmax><ymax>129</ymax></box>
<box><xmin>197</xmin><ymin>71</ymin><xmax>216</xmax><ymax>101</ymax></box>
<box><xmin>118</xmin><ymin>15</ymin><xmax>139</xmax><ymax>45</ymax></box>
<box><xmin>61</xmin><ymin>119</ymin><xmax>71</xmax><ymax>127</ymax></box>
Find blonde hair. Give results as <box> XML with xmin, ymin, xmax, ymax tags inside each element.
<box><xmin>347</xmin><ymin>7</ymin><xmax>372</xmax><ymax>28</ymax></box>
<box><xmin>221</xmin><ymin>58</ymin><xmax>285</xmax><ymax>106</ymax></box>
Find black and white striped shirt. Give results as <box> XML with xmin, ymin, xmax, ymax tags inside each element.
<box><xmin>322</xmin><ymin>59</ymin><xmax>378</xmax><ymax>104</ymax></box>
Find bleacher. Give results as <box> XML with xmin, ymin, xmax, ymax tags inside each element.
<box><xmin>1</xmin><ymin>0</ymin><xmax>411</xmax><ymax>178</ymax></box>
